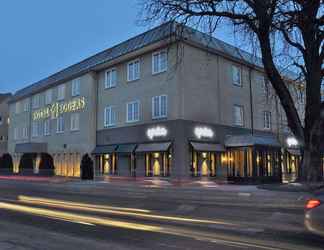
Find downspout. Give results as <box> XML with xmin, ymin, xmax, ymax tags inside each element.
<box><xmin>248</xmin><ymin>67</ymin><xmax>254</xmax><ymax>135</ymax></box>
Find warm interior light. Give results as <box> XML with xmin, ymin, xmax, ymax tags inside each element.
<box><xmin>306</xmin><ymin>199</ymin><xmax>321</xmax><ymax>210</ymax></box>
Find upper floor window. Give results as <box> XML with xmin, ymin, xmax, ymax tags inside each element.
<box><xmin>56</xmin><ymin>115</ymin><xmax>64</xmax><ymax>133</ymax></box>
<box><xmin>104</xmin><ymin>106</ymin><xmax>117</xmax><ymax>127</ymax></box>
<box><xmin>105</xmin><ymin>69</ymin><xmax>117</xmax><ymax>89</ymax></box>
<box><xmin>23</xmin><ymin>99</ymin><xmax>29</xmax><ymax>112</ymax></box>
<box><xmin>32</xmin><ymin>121</ymin><xmax>39</xmax><ymax>137</ymax></box>
<box><xmin>44</xmin><ymin>119</ymin><xmax>50</xmax><ymax>136</ymax></box>
<box><xmin>152</xmin><ymin>50</ymin><xmax>167</xmax><ymax>74</ymax></box>
<box><xmin>126</xmin><ymin>101</ymin><xmax>140</xmax><ymax>123</ymax></box>
<box><xmin>72</xmin><ymin>78</ymin><xmax>81</xmax><ymax>97</ymax></box>
<box><xmin>263</xmin><ymin>111</ymin><xmax>271</xmax><ymax>130</ymax></box>
<box><xmin>127</xmin><ymin>59</ymin><xmax>140</xmax><ymax>82</ymax></box>
<box><xmin>0</xmin><ymin>116</ymin><xmax>2</xmax><ymax>125</ymax></box>
<box><xmin>70</xmin><ymin>113</ymin><xmax>80</xmax><ymax>131</ymax></box>
<box><xmin>232</xmin><ymin>65</ymin><xmax>242</xmax><ymax>87</ymax></box>
<box><xmin>15</xmin><ymin>102</ymin><xmax>21</xmax><ymax>114</ymax></box>
<box><xmin>22</xmin><ymin>126</ymin><xmax>28</xmax><ymax>139</ymax></box>
<box><xmin>45</xmin><ymin>89</ymin><xmax>52</xmax><ymax>105</ymax></box>
<box><xmin>14</xmin><ymin>127</ymin><xmax>19</xmax><ymax>140</ymax></box>
<box><xmin>0</xmin><ymin>136</ymin><xmax>5</xmax><ymax>141</ymax></box>
<box><xmin>233</xmin><ymin>105</ymin><xmax>244</xmax><ymax>127</ymax></box>
<box><xmin>57</xmin><ymin>84</ymin><xmax>65</xmax><ymax>101</ymax></box>
<box><xmin>152</xmin><ymin>95</ymin><xmax>167</xmax><ymax>119</ymax></box>
<box><xmin>32</xmin><ymin>95</ymin><xmax>40</xmax><ymax>109</ymax></box>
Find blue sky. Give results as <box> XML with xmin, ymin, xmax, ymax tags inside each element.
<box><xmin>0</xmin><ymin>0</ymin><xmax>234</xmax><ymax>94</ymax></box>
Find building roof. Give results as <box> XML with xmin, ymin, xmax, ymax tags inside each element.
<box><xmin>10</xmin><ymin>21</ymin><xmax>297</xmax><ymax>103</ymax></box>
<box><xmin>0</xmin><ymin>93</ymin><xmax>12</xmax><ymax>104</ymax></box>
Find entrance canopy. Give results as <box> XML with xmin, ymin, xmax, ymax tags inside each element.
<box><xmin>115</xmin><ymin>144</ymin><xmax>137</xmax><ymax>154</ymax></box>
<box><xmin>15</xmin><ymin>143</ymin><xmax>48</xmax><ymax>153</ymax></box>
<box><xmin>92</xmin><ymin>145</ymin><xmax>118</xmax><ymax>155</ymax></box>
<box><xmin>136</xmin><ymin>142</ymin><xmax>171</xmax><ymax>153</ymax></box>
<box><xmin>225</xmin><ymin>134</ymin><xmax>281</xmax><ymax>148</ymax></box>
<box><xmin>190</xmin><ymin>142</ymin><xmax>225</xmax><ymax>152</ymax></box>
<box><xmin>287</xmin><ymin>148</ymin><xmax>301</xmax><ymax>156</ymax></box>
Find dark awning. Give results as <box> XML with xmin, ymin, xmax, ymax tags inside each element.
<box><xmin>190</xmin><ymin>142</ymin><xmax>225</xmax><ymax>152</ymax></box>
<box><xmin>136</xmin><ymin>142</ymin><xmax>171</xmax><ymax>153</ymax></box>
<box><xmin>115</xmin><ymin>144</ymin><xmax>137</xmax><ymax>153</ymax></box>
<box><xmin>15</xmin><ymin>143</ymin><xmax>47</xmax><ymax>153</ymax></box>
<box><xmin>287</xmin><ymin>148</ymin><xmax>301</xmax><ymax>156</ymax></box>
<box><xmin>92</xmin><ymin>145</ymin><xmax>117</xmax><ymax>155</ymax></box>
<box><xmin>225</xmin><ymin>134</ymin><xmax>281</xmax><ymax>148</ymax></box>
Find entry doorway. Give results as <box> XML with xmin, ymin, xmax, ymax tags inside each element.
<box><xmin>144</xmin><ymin>152</ymin><xmax>171</xmax><ymax>177</ymax></box>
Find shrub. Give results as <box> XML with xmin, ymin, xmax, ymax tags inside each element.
<box><xmin>0</xmin><ymin>154</ymin><xmax>13</xmax><ymax>173</ymax></box>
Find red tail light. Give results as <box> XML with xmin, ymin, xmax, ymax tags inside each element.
<box><xmin>306</xmin><ymin>199</ymin><xmax>321</xmax><ymax>210</ymax></box>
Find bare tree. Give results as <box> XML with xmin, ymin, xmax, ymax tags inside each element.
<box><xmin>139</xmin><ymin>0</ymin><xmax>323</xmax><ymax>182</ymax></box>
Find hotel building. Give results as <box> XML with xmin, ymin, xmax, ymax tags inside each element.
<box><xmin>0</xmin><ymin>93</ymin><xmax>12</xmax><ymax>157</ymax></box>
<box><xmin>7</xmin><ymin>22</ymin><xmax>317</xmax><ymax>182</ymax></box>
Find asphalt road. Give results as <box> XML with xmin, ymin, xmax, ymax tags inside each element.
<box><xmin>0</xmin><ymin>180</ymin><xmax>323</xmax><ymax>250</ymax></box>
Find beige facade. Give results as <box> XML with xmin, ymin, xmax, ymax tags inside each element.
<box><xmin>7</xmin><ymin>22</ymin><xmax>305</xmax><ymax>179</ymax></box>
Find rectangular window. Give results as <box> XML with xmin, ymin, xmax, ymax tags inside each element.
<box><xmin>45</xmin><ymin>89</ymin><xmax>52</xmax><ymax>105</ymax></box>
<box><xmin>70</xmin><ymin>113</ymin><xmax>80</xmax><ymax>131</ymax></box>
<box><xmin>72</xmin><ymin>78</ymin><xmax>81</xmax><ymax>97</ymax></box>
<box><xmin>126</xmin><ymin>101</ymin><xmax>140</xmax><ymax>123</ymax></box>
<box><xmin>15</xmin><ymin>102</ymin><xmax>20</xmax><ymax>114</ymax></box>
<box><xmin>32</xmin><ymin>121</ymin><xmax>39</xmax><ymax>137</ymax></box>
<box><xmin>152</xmin><ymin>95</ymin><xmax>167</xmax><ymax>119</ymax></box>
<box><xmin>23</xmin><ymin>99</ymin><xmax>29</xmax><ymax>112</ymax></box>
<box><xmin>0</xmin><ymin>116</ymin><xmax>2</xmax><ymax>125</ymax></box>
<box><xmin>56</xmin><ymin>115</ymin><xmax>64</xmax><ymax>133</ymax></box>
<box><xmin>32</xmin><ymin>95</ymin><xmax>40</xmax><ymax>109</ymax></box>
<box><xmin>264</xmin><ymin>111</ymin><xmax>271</xmax><ymax>129</ymax></box>
<box><xmin>104</xmin><ymin>106</ymin><xmax>117</xmax><ymax>127</ymax></box>
<box><xmin>127</xmin><ymin>59</ymin><xmax>140</xmax><ymax>82</ymax></box>
<box><xmin>152</xmin><ymin>50</ymin><xmax>167</xmax><ymax>74</ymax></box>
<box><xmin>22</xmin><ymin>127</ymin><xmax>28</xmax><ymax>139</ymax></box>
<box><xmin>232</xmin><ymin>65</ymin><xmax>242</xmax><ymax>86</ymax></box>
<box><xmin>105</xmin><ymin>69</ymin><xmax>117</xmax><ymax>89</ymax></box>
<box><xmin>44</xmin><ymin>119</ymin><xmax>50</xmax><ymax>136</ymax></box>
<box><xmin>14</xmin><ymin>128</ymin><xmax>19</xmax><ymax>140</ymax></box>
<box><xmin>57</xmin><ymin>84</ymin><xmax>65</xmax><ymax>101</ymax></box>
<box><xmin>233</xmin><ymin>105</ymin><xmax>244</xmax><ymax>126</ymax></box>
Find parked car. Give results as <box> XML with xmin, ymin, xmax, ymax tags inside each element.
<box><xmin>305</xmin><ymin>189</ymin><xmax>324</xmax><ymax>237</ymax></box>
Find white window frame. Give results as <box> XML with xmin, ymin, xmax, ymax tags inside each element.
<box><xmin>32</xmin><ymin>121</ymin><xmax>39</xmax><ymax>137</ymax></box>
<box><xmin>127</xmin><ymin>59</ymin><xmax>140</xmax><ymax>82</ymax></box>
<box><xmin>23</xmin><ymin>99</ymin><xmax>29</xmax><ymax>112</ymax></box>
<box><xmin>44</xmin><ymin>119</ymin><xmax>50</xmax><ymax>136</ymax></box>
<box><xmin>57</xmin><ymin>84</ymin><xmax>66</xmax><ymax>101</ymax></box>
<box><xmin>22</xmin><ymin>126</ymin><xmax>28</xmax><ymax>139</ymax></box>
<box><xmin>70</xmin><ymin>113</ymin><xmax>80</xmax><ymax>131</ymax></box>
<box><xmin>56</xmin><ymin>115</ymin><xmax>64</xmax><ymax>133</ymax></box>
<box><xmin>104</xmin><ymin>106</ymin><xmax>117</xmax><ymax>127</ymax></box>
<box><xmin>126</xmin><ymin>101</ymin><xmax>140</xmax><ymax>123</ymax></box>
<box><xmin>263</xmin><ymin>111</ymin><xmax>272</xmax><ymax>130</ymax></box>
<box><xmin>232</xmin><ymin>65</ymin><xmax>242</xmax><ymax>87</ymax></box>
<box><xmin>152</xmin><ymin>50</ymin><xmax>167</xmax><ymax>74</ymax></box>
<box><xmin>105</xmin><ymin>68</ymin><xmax>117</xmax><ymax>89</ymax></box>
<box><xmin>32</xmin><ymin>94</ymin><xmax>40</xmax><ymax>109</ymax></box>
<box><xmin>233</xmin><ymin>105</ymin><xmax>244</xmax><ymax>127</ymax></box>
<box><xmin>72</xmin><ymin>78</ymin><xmax>81</xmax><ymax>97</ymax></box>
<box><xmin>152</xmin><ymin>95</ymin><xmax>168</xmax><ymax>119</ymax></box>
<box><xmin>45</xmin><ymin>89</ymin><xmax>52</xmax><ymax>105</ymax></box>
<box><xmin>14</xmin><ymin>127</ymin><xmax>19</xmax><ymax>140</ymax></box>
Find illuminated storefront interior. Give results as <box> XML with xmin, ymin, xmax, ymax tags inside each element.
<box><xmin>190</xmin><ymin>142</ymin><xmax>225</xmax><ymax>177</ymax></box>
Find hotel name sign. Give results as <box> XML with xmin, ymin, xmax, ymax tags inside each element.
<box><xmin>32</xmin><ymin>97</ymin><xmax>86</xmax><ymax>121</ymax></box>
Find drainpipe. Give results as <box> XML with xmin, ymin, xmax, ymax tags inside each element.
<box><xmin>248</xmin><ymin>67</ymin><xmax>254</xmax><ymax>135</ymax></box>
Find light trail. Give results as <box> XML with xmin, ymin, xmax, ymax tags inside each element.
<box><xmin>0</xmin><ymin>202</ymin><xmax>161</xmax><ymax>232</ymax></box>
<box><xmin>18</xmin><ymin>195</ymin><xmax>237</xmax><ymax>226</ymax></box>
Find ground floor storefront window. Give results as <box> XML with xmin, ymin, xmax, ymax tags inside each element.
<box><xmin>225</xmin><ymin>146</ymin><xmax>281</xmax><ymax>182</ymax></box>
<box><xmin>54</xmin><ymin>153</ymin><xmax>81</xmax><ymax>177</ymax></box>
<box><xmin>96</xmin><ymin>153</ymin><xmax>117</xmax><ymax>175</ymax></box>
<box><xmin>144</xmin><ymin>152</ymin><xmax>171</xmax><ymax>177</ymax></box>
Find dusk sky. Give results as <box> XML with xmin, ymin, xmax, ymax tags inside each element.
<box><xmin>0</xmin><ymin>0</ymin><xmax>234</xmax><ymax>94</ymax></box>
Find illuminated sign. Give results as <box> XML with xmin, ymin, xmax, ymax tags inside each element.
<box><xmin>32</xmin><ymin>97</ymin><xmax>86</xmax><ymax>121</ymax></box>
<box><xmin>147</xmin><ymin>126</ymin><xmax>168</xmax><ymax>140</ymax></box>
<box><xmin>194</xmin><ymin>126</ymin><xmax>214</xmax><ymax>139</ymax></box>
<box><xmin>286</xmin><ymin>137</ymin><xmax>298</xmax><ymax>147</ymax></box>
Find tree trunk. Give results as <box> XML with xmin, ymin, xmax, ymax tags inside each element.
<box><xmin>299</xmin><ymin>146</ymin><xmax>322</xmax><ymax>182</ymax></box>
